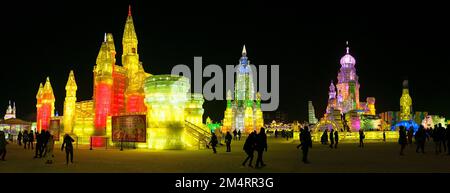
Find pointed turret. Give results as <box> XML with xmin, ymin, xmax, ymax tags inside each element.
<box><xmin>95</xmin><ymin>38</ymin><xmax>114</xmax><ymax>76</ymax></box>
<box><xmin>329</xmin><ymin>81</ymin><xmax>336</xmax><ymax>99</ymax></box>
<box><xmin>65</xmin><ymin>70</ymin><xmax>78</xmax><ymax>97</ymax></box>
<box><xmin>64</xmin><ymin>70</ymin><xmax>78</xmax><ymax>134</ymax></box>
<box><xmin>122</xmin><ymin>5</ymin><xmax>138</xmax><ymax>56</ymax></box>
<box><xmin>239</xmin><ymin>45</ymin><xmax>249</xmax><ymax>66</ymax></box>
<box><xmin>43</xmin><ymin>77</ymin><xmax>54</xmax><ymax>96</ymax></box>
<box><xmin>36</xmin><ymin>83</ymin><xmax>43</xmax><ymax>99</ymax></box>
<box><xmin>105</xmin><ymin>33</ymin><xmax>116</xmax><ymax>61</ymax></box>
<box><xmin>12</xmin><ymin>102</ymin><xmax>16</xmax><ymax>114</ymax></box>
<box><xmin>7</xmin><ymin>100</ymin><xmax>12</xmax><ymax>114</ymax></box>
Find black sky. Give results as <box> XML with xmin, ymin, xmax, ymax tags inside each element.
<box><xmin>0</xmin><ymin>1</ymin><xmax>449</xmax><ymax>122</ymax></box>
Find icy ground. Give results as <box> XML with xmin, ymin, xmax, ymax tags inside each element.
<box><xmin>1</xmin><ymin>137</ymin><xmax>449</xmax><ymax>173</ymax></box>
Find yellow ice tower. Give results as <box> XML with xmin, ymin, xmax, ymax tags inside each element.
<box><xmin>63</xmin><ymin>70</ymin><xmax>77</xmax><ymax>134</ymax></box>
<box><xmin>400</xmin><ymin>80</ymin><xmax>412</xmax><ymax>121</ymax></box>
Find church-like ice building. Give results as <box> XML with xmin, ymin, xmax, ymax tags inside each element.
<box><xmin>314</xmin><ymin>42</ymin><xmax>380</xmax><ymax>132</ymax></box>
<box><xmin>222</xmin><ymin>46</ymin><xmax>264</xmax><ymax>134</ymax></box>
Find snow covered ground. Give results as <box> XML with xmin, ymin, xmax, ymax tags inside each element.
<box><xmin>1</xmin><ymin>137</ymin><xmax>449</xmax><ymax>173</ymax></box>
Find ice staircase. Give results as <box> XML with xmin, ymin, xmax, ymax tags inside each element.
<box><xmin>184</xmin><ymin>120</ymin><xmax>212</xmax><ymax>150</ymax></box>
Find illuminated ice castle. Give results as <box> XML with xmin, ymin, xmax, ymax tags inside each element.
<box><xmin>315</xmin><ymin>42</ymin><xmax>379</xmax><ymax>132</ymax></box>
<box><xmin>222</xmin><ymin>46</ymin><xmax>264</xmax><ymax>134</ymax></box>
<box><xmin>35</xmin><ymin>6</ymin><xmax>210</xmax><ymax>149</ymax></box>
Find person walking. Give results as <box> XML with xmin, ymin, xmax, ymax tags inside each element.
<box><xmin>415</xmin><ymin>125</ymin><xmax>426</xmax><ymax>153</ymax></box>
<box><xmin>17</xmin><ymin>131</ymin><xmax>22</xmax><ymax>146</ymax></box>
<box><xmin>334</xmin><ymin>130</ymin><xmax>339</xmax><ymax>149</ymax></box>
<box><xmin>432</xmin><ymin>125</ymin><xmax>441</xmax><ymax>154</ymax></box>
<box><xmin>383</xmin><ymin>130</ymin><xmax>386</xmax><ymax>142</ymax></box>
<box><xmin>329</xmin><ymin>129</ymin><xmax>334</xmax><ymax>148</ymax></box>
<box><xmin>44</xmin><ymin>133</ymin><xmax>55</xmax><ymax>164</ymax></box>
<box><xmin>61</xmin><ymin>134</ymin><xmax>75</xmax><ymax>165</ymax></box>
<box><xmin>225</xmin><ymin>131</ymin><xmax>232</xmax><ymax>152</ymax></box>
<box><xmin>296</xmin><ymin>128</ymin><xmax>304</xmax><ymax>149</ymax></box>
<box><xmin>407</xmin><ymin>127</ymin><xmax>414</xmax><ymax>145</ymax></box>
<box><xmin>233</xmin><ymin>129</ymin><xmax>237</xmax><ymax>140</ymax></box>
<box><xmin>297</xmin><ymin>126</ymin><xmax>312</xmax><ymax>164</ymax></box>
<box><xmin>399</xmin><ymin>126</ymin><xmax>407</xmax><ymax>155</ymax></box>
<box><xmin>359</xmin><ymin>129</ymin><xmax>365</xmax><ymax>148</ymax></box>
<box><xmin>34</xmin><ymin>131</ymin><xmax>43</xmax><ymax>158</ymax></box>
<box><xmin>321</xmin><ymin>129</ymin><xmax>328</xmax><ymax>145</ymax></box>
<box><xmin>0</xmin><ymin>131</ymin><xmax>8</xmax><ymax>161</ymax></box>
<box><xmin>242</xmin><ymin>131</ymin><xmax>256</xmax><ymax>167</ymax></box>
<box><xmin>23</xmin><ymin>130</ymin><xmax>29</xmax><ymax>149</ymax></box>
<box><xmin>255</xmin><ymin>128</ymin><xmax>267</xmax><ymax>168</ymax></box>
<box><xmin>209</xmin><ymin>133</ymin><xmax>218</xmax><ymax>154</ymax></box>
<box><xmin>42</xmin><ymin>131</ymin><xmax>50</xmax><ymax>157</ymax></box>
<box><xmin>28</xmin><ymin>130</ymin><xmax>34</xmax><ymax>150</ymax></box>
<box><xmin>237</xmin><ymin>130</ymin><xmax>241</xmax><ymax>141</ymax></box>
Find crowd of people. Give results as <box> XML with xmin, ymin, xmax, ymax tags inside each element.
<box><xmin>398</xmin><ymin>123</ymin><xmax>450</xmax><ymax>156</ymax></box>
<box><xmin>0</xmin><ymin>130</ymin><xmax>75</xmax><ymax>165</ymax></box>
<box><xmin>2</xmin><ymin>123</ymin><xmax>449</xmax><ymax>169</ymax></box>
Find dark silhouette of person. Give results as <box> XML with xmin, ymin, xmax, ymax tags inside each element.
<box><xmin>242</xmin><ymin>131</ymin><xmax>256</xmax><ymax>167</ymax></box>
<box><xmin>233</xmin><ymin>129</ymin><xmax>237</xmax><ymax>140</ymax></box>
<box><xmin>432</xmin><ymin>124</ymin><xmax>441</xmax><ymax>154</ymax></box>
<box><xmin>296</xmin><ymin>128</ymin><xmax>304</xmax><ymax>149</ymax></box>
<box><xmin>274</xmin><ymin>129</ymin><xmax>278</xmax><ymax>138</ymax></box>
<box><xmin>209</xmin><ymin>133</ymin><xmax>218</xmax><ymax>154</ymax></box>
<box><xmin>329</xmin><ymin>129</ymin><xmax>334</xmax><ymax>148</ymax></box>
<box><xmin>225</xmin><ymin>131</ymin><xmax>232</xmax><ymax>152</ymax></box>
<box><xmin>321</xmin><ymin>129</ymin><xmax>328</xmax><ymax>145</ymax></box>
<box><xmin>383</xmin><ymin>130</ymin><xmax>386</xmax><ymax>142</ymax></box>
<box><xmin>42</xmin><ymin>131</ymin><xmax>50</xmax><ymax>157</ymax></box>
<box><xmin>446</xmin><ymin>124</ymin><xmax>450</xmax><ymax>155</ymax></box>
<box><xmin>334</xmin><ymin>130</ymin><xmax>339</xmax><ymax>148</ymax></box>
<box><xmin>359</xmin><ymin>129</ymin><xmax>365</xmax><ymax>148</ymax></box>
<box><xmin>17</xmin><ymin>131</ymin><xmax>22</xmax><ymax>146</ymax></box>
<box><xmin>23</xmin><ymin>130</ymin><xmax>29</xmax><ymax>149</ymax></box>
<box><xmin>297</xmin><ymin>126</ymin><xmax>312</xmax><ymax>163</ymax></box>
<box><xmin>407</xmin><ymin>127</ymin><xmax>414</xmax><ymax>144</ymax></box>
<box><xmin>61</xmin><ymin>134</ymin><xmax>75</xmax><ymax>165</ymax></box>
<box><xmin>34</xmin><ymin>131</ymin><xmax>43</xmax><ymax>158</ymax></box>
<box><xmin>255</xmin><ymin>128</ymin><xmax>268</xmax><ymax>168</ymax></box>
<box><xmin>0</xmin><ymin>131</ymin><xmax>8</xmax><ymax>161</ymax></box>
<box><xmin>415</xmin><ymin>125</ymin><xmax>426</xmax><ymax>153</ymax></box>
<box><xmin>237</xmin><ymin>130</ymin><xmax>241</xmax><ymax>141</ymax></box>
<box><xmin>439</xmin><ymin>123</ymin><xmax>447</xmax><ymax>153</ymax></box>
<box><xmin>399</xmin><ymin>126</ymin><xmax>407</xmax><ymax>155</ymax></box>
<box><xmin>28</xmin><ymin>131</ymin><xmax>34</xmax><ymax>150</ymax></box>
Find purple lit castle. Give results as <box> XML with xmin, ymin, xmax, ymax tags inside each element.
<box><xmin>316</xmin><ymin>42</ymin><xmax>379</xmax><ymax>132</ymax></box>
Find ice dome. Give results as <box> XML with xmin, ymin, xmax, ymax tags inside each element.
<box><xmin>340</xmin><ymin>46</ymin><xmax>356</xmax><ymax>66</ymax></box>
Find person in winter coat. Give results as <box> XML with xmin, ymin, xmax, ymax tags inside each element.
<box><xmin>0</xmin><ymin>131</ymin><xmax>8</xmax><ymax>161</ymax></box>
<box><xmin>61</xmin><ymin>134</ymin><xmax>75</xmax><ymax>165</ymax></box>
<box><xmin>44</xmin><ymin>133</ymin><xmax>55</xmax><ymax>164</ymax></box>
<box><xmin>255</xmin><ymin>128</ymin><xmax>268</xmax><ymax>168</ymax></box>
<box><xmin>242</xmin><ymin>131</ymin><xmax>256</xmax><ymax>167</ymax></box>
<box><xmin>399</xmin><ymin>126</ymin><xmax>408</xmax><ymax>155</ymax></box>
<box><xmin>225</xmin><ymin>132</ymin><xmax>232</xmax><ymax>152</ymax></box>
<box><xmin>297</xmin><ymin>126</ymin><xmax>312</xmax><ymax>164</ymax></box>
<box><xmin>209</xmin><ymin>133</ymin><xmax>218</xmax><ymax>154</ymax></box>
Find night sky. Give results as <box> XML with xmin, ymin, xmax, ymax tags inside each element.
<box><xmin>1</xmin><ymin>1</ymin><xmax>449</xmax><ymax>122</ymax></box>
